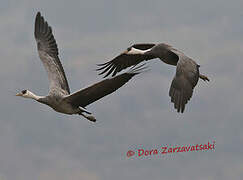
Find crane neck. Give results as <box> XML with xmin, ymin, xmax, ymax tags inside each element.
<box><xmin>25</xmin><ymin>91</ymin><xmax>49</xmax><ymax>105</ymax></box>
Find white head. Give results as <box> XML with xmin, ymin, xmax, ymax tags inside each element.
<box><xmin>16</xmin><ymin>90</ymin><xmax>39</xmax><ymax>100</ymax></box>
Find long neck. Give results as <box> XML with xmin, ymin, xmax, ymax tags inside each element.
<box><xmin>26</xmin><ymin>91</ymin><xmax>49</xmax><ymax>105</ymax></box>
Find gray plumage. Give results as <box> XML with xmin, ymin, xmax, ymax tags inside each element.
<box><xmin>97</xmin><ymin>43</ymin><xmax>209</xmax><ymax>113</ymax></box>
<box><xmin>16</xmin><ymin>12</ymin><xmax>145</xmax><ymax>122</ymax></box>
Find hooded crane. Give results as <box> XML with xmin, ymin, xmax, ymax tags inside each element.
<box><xmin>16</xmin><ymin>12</ymin><xmax>146</xmax><ymax>122</ymax></box>
<box><xmin>97</xmin><ymin>43</ymin><xmax>209</xmax><ymax>113</ymax></box>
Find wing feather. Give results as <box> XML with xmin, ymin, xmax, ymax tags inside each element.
<box><xmin>169</xmin><ymin>57</ymin><xmax>199</xmax><ymax>113</ymax></box>
<box><xmin>97</xmin><ymin>43</ymin><xmax>156</xmax><ymax>77</ymax></box>
<box><xmin>64</xmin><ymin>65</ymin><xmax>146</xmax><ymax>107</ymax></box>
<box><xmin>34</xmin><ymin>12</ymin><xmax>70</xmax><ymax>94</ymax></box>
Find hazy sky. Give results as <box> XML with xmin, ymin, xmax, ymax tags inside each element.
<box><xmin>1</xmin><ymin>0</ymin><xmax>243</xmax><ymax>179</ymax></box>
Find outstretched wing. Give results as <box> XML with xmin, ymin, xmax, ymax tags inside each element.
<box><xmin>169</xmin><ymin>55</ymin><xmax>199</xmax><ymax>113</ymax></box>
<box><xmin>34</xmin><ymin>12</ymin><xmax>70</xmax><ymax>94</ymax></box>
<box><xmin>64</xmin><ymin>65</ymin><xmax>147</xmax><ymax>107</ymax></box>
<box><xmin>97</xmin><ymin>43</ymin><xmax>156</xmax><ymax>78</ymax></box>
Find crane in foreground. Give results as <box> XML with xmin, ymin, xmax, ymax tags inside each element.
<box><xmin>16</xmin><ymin>12</ymin><xmax>146</xmax><ymax>122</ymax></box>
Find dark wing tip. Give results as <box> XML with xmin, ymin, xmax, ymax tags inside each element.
<box><xmin>96</xmin><ymin>60</ymin><xmax>118</xmax><ymax>78</ymax></box>
<box><xmin>35</xmin><ymin>12</ymin><xmax>40</xmax><ymax>38</ymax></box>
<box><xmin>96</xmin><ymin>62</ymin><xmax>112</xmax><ymax>71</ymax></box>
<box><xmin>97</xmin><ymin>62</ymin><xmax>110</xmax><ymax>66</ymax></box>
<box><xmin>35</xmin><ymin>12</ymin><xmax>45</xmax><ymax>39</ymax></box>
<box><xmin>35</xmin><ymin>12</ymin><xmax>41</xmax><ymax>22</ymax></box>
<box><xmin>127</xmin><ymin>63</ymin><xmax>149</xmax><ymax>75</ymax></box>
<box><xmin>34</xmin><ymin>12</ymin><xmax>59</xmax><ymax>56</ymax></box>
<box><xmin>169</xmin><ymin>87</ymin><xmax>193</xmax><ymax>113</ymax></box>
<box><xmin>36</xmin><ymin>11</ymin><xmax>41</xmax><ymax>17</ymax></box>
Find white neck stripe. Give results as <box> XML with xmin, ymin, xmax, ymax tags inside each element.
<box><xmin>127</xmin><ymin>47</ymin><xmax>151</xmax><ymax>55</ymax></box>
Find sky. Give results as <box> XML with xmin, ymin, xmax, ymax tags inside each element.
<box><xmin>1</xmin><ymin>0</ymin><xmax>243</xmax><ymax>179</ymax></box>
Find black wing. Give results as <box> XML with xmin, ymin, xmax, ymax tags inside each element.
<box><xmin>64</xmin><ymin>65</ymin><xmax>146</xmax><ymax>107</ymax></box>
<box><xmin>97</xmin><ymin>43</ymin><xmax>156</xmax><ymax>78</ymax></box>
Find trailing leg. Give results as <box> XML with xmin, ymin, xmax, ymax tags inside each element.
<box><xmin>79</xmin><ymin>112</ymin><xmax>96</xmax><ymax>122</ymax></box>
<box><xmin>199</xmin><ymin>74</ymin><xmax>210</xmax><ymax>81</ymax></box>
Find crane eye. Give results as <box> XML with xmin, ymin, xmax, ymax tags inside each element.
<box><xmin>127</xmin><ymin>47</ymin><xmax>132</xmax><ymax>51</ymax></box>
<box><xmin>22</xmin><ymin>90</ymin><xmax>27</xmax><ymax>94</ymax></box>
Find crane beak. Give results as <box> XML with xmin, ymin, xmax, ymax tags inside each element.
<box><xmin>16</xmin><ymin>93</ymin><xmax>22</xmax><ymax>96</ymax></box>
